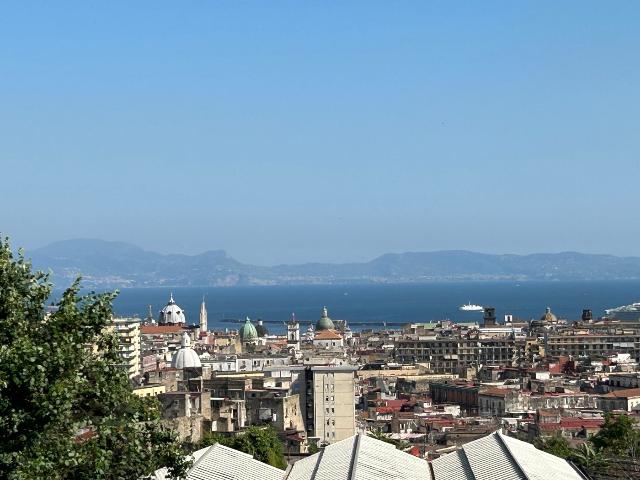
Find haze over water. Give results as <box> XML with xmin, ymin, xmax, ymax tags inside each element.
<box><xmin>93</xmin><ymin>281</ymin><xmax>640</xmax><ymax>334</ymax></box>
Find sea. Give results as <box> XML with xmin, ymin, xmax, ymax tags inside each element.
<box><xmin>62</xmin><ymin>280</ymin><xmax>640</xmax><ymax>334</ymax></box>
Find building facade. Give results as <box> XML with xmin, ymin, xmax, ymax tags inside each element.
<box><xmin>296</xmin><ymin>365</ymin><xmax>357</xmax><ymax>444</ymax></box>
<box><xmin>396</xmin><ymin>337</ymin><xmax>516</xmax><ymax>373</ymax></box>
<box><xmin>106</xmin><ymin>317</ymin><xmax>142</xmax><ymax>378</ymax></box>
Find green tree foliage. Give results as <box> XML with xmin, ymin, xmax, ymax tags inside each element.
<box><xmin>199</xmin><ymin>426</ymin><xmax>287</xmax><ymax>469</ymax></box>
<box><xmin>570</xmin><ymin>442</ymin><xmax>608</xmax><ymax>473</ymax></box>
<box><xmin>0</xmin><ymin>238</ymin><xmax>189</xmax><ymax>479</ymax></box>
<box><xmin>534</xmin><ymin>435</ymin><xmax>573</xmax><ymax>459</ymax></box>
<box><xmin>591</xmin><ymin>413</ymin><xmax>640</xmax><ymax>457</ymax></box>
<box><xmin>537</xmin><ymin>414</ymin><xmax>640</xmax><ymax>477</ymax></box>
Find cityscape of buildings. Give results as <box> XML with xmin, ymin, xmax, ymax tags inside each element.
<box><xmin>5</xmin><ymin>2</ymin><xmax>640</xmax><ymax>478</ymax></box>
<box><xmin>96</xmin><ymin>292</ymin><xmax>640</xmax><ymax>478</ymax></box>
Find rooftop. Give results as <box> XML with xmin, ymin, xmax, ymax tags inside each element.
<box><xmin>314</xmin><ymin>330</ymin><xmax>344</xmax><ymax>341</ymax></box>
<box><xmin>603</xmin><ymin>388</ymin><xmax>640</xmax><ymax>398</ymax></box>
<box><xmin>154</xmin><ymin>443</ymin><xmax>283</xmax><ymax>480</ymax></box>
<box><xmin>285</xmin><ymin>434</ymin><xmax>431</xmax><ymax>480</ymax></box>
<box><xmin>141</xmin><ymin>325</ymin><xmax>185</xmax><ymax>334</ymax></box>
<box><xmin>431</xmin><ymin>430</ymin><xmax>583</xmax><ymax>480</ymax></box>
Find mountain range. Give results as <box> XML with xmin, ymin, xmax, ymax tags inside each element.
<box><xmin>26</xmin><ymin>239</ymin><xmax>640</xmax><ymax>288</ymax></box>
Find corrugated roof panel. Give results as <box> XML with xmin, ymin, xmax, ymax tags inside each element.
<box><xmin>499</xmin><ymin>433</ymin><xmax>583</xmax><ymax>480</ymax></box>
<box><xmin>155</xmin><ymin>444</ymin><xmax>285</xmax><ymax>480</ymax></box>
<box><xmin>355</xmin><ymin>436</ymin><xmax>431</xmax><ymax>480</ymax></box>
<box><xmin>285</xmin><ymin>434</ymin><xmax>432</xmax><ymax>480</ymax></box>
<box><xmin>431</xmin><ymin>450</ymin><xmax>473</xmax><ymax>480</ymax></box>
<box><xmin>286</xmin><ymin>454</ymin><xmax>321</xmax><ymax>480</ymax></box>
<box><xmin>461</xmin><ymin>433</ymin><xmax>525</xmax><ymax>480</ymax></box>
<box><xmin>313</xmin><ymin>436</ymin><xmax>357</xmax><ymax>480</ymax></box>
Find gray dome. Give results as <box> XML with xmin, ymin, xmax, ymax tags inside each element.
<box><xmin>159</xmin><ymin>293</ymin><xmax>186</xmax><ymax>325</ymax></box>
<box><xmin>171</xmin><ymin>333</ymin><xmax>201</xmax><ymax>369</ymax></box>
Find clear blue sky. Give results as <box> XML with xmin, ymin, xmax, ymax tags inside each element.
<box><xmin>1</xmin><ymin>2</ymin><xmax>639</xmax><ymax>265</ymax></box>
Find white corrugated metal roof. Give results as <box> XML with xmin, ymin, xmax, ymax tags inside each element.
<box><xmin>285</xmin><ymin>434</ymin><xmax>432</xmax><ymax>480</ymax></box>
<box><xmin>429</xmin><ymin>450</ymin><xmax>472</xmax><ymax>480</ymax></box>
<box><xmin>499</xmin><ymin>432</ymin><xmax>583</xmax><ymax>480</ymax></box>
<box><xmin>153</xmin><ymin>431</ymin><xmax>583</xmax><ymax>480</ymax></box>
<box><xmin>286</xmin><ymin>454</ymin><xmax>321</xmax><ymax>480</ymax></box>
<box><xmin>154</xmin><ymin>443</ymin><xmax>284</xmax><ymax>480</ymax></box>
<box><xmin>461</xmin><ymin>432</ymin><xmax>524</xmax><ymax>480</ymax></box>
<box><xmin>431</xmin><ymin>431</ymin><xmax>584</xmax><ymax>480</ymax></box>
<box><xmin>355</xmin><ymin>435</ymin><xmax>430</xmax><ymax>480</ymax></box>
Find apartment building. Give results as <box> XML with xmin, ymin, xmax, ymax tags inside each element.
<box><xmin>545</xmin><ymin>331</ymin><xmax>640</xmax><ymax>360</ymax></box>
<box><xmin>395</xmin><ymin>336</ymin><xmax>516</xmax><ymax>373</ymax></box>
<box><xmin>106</xmin><ymin>317</ymin><xmax>142</xmax><ymax>378</ymax></box>
<box><xmin>296</xmin><ymin>365</ymin><xmax>358</xmax><ymax>444</ymax></box>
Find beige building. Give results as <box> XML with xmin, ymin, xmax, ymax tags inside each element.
<box><xmin>395</xmin><ymin>336</ymin><xmax>516</xmax><ymax>373</ymax></box>
<box><xmin>546</xmin><ymin>330</ymin><xmax>640</xmax><ymax>360</ymax></box>
<box><xmin>312</xmin><ymin>329</ymin><xmax>344</xmax><ymax>349</ymax></box>
<box><xmin>133</xmin><ymin>383</ymin><xmax>166</xmax><ymax>397</ymax></box>
<box><xmin>106</xmin><ymin>317</ymin><xmax>142</xmax><ymax>378</ymax></box>
<box><xmin>599</xmin><ymin>388</ymin><xmax>640</xmax><ymax>412</ymax></box>
<box><xmin>298</xmin><ymin>365</ymin><xmax>357</xmax><ymax>444</ymax></box>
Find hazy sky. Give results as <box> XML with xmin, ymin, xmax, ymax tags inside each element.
<box><xmin>2</xmin><ymin>2</ymin><xmax>639</xmax><ymax>265</ymax></box>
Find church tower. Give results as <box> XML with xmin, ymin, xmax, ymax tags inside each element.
<box><xmin>199</xmin><ymin>297</ymin><xmax>208</xmax><ymax>333</ymax></box>
<box><xmin>287</xmin><ymin>313</ymin><xmax>300</xmax><ymax>352</ymax></box>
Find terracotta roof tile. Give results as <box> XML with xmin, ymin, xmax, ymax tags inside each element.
<box><xmin>141</xmin><ymin>325</ymin><xmax>185</xmax><ymax>334</ymax></box>
<box><xmin>314</xmin><ymin>330</ymin><xmax>343</xmax><ymax>340</ymax></box>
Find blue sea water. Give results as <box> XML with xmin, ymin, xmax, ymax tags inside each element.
<box><xmin>77</xmin><ymin>281</ymin><xmax>640</xmax><ymax>334</ymax></box>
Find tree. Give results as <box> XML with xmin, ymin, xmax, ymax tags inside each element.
<box><xmin>199</xmin><ymin>426</ymin><xmax>287</xmax><ymax>469</ymax></box>
<box><xmin>534</xmin><ymin>435</ymin><xmax>573</xmax><ymax>459</ymax></box>
<box><xmin>570</xmin><ymin>442</ymin><xmax>608</xmax><ymax>474</ymax></box>
<box><xmin>591</xmin><ymin>414</ymin><xmax>640</xmax><ymax>457</ymax></box>
<box><xmin>0</xmin><ymin>238</ymin><xmax>189</xmax><ymax>479</ymax></box>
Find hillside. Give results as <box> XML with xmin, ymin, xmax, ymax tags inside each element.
<box><xmin>27</xmin><ymin>239</ymin><xmax>640</xmax><ymax>287</ymax></box>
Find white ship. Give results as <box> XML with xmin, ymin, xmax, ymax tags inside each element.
<box><xmin>604</xmin><ymin>302</ymin><xmax>640</xmax><ymax>321</ymax></box>
<box><xmin>459</xmin><ymin>302</ymin><xmax>484</xmax><ymax>312</ymax></box>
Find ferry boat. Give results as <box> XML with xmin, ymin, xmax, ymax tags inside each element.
<box><xmin>604</xmin><ymin>302</ymin><xmax>640</xmax><ymax>321</ymax></box>
<box><xmin>459</xmin><ymin>302</ymin><xmax>484</xmax><ymax>312</ymax></box>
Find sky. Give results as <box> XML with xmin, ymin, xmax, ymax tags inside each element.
<box><xmin>1</xmin><ymin>2</ymin><xmax>639</xmax><ymax>265</ymax></box>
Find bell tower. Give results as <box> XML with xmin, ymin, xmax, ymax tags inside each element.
<box><xmin>199</xmin><ymin>297</ymin><xmax>208</xmax><ymax>333</ymax></box>
<box><xmin>287</xmin><ymin>313</ymin><xmax>300</xmax><ymax>352</ymax></box>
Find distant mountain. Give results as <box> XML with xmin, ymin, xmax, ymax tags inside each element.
<box><xmin>27</xmin><ymin>239</ymin><xmax>640</xmax><ymax>288</ymax></box>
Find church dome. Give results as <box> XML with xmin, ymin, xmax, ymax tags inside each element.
<box><xmin>171</xmin><ymin>333</ymin><xmax>201</xmax><ymax>369</ymax></box>
<box><xmin>316</xmin><ymin>306</ymin><xmax>335</xmax><ymax>331</ymax></box>
<box><xmin>239</xmin><ymin>317</ymin><xmax>258</xmax><ymax>342</ymax></box>
<box><xmin>159</xmin><ymin>294</ymin><xmax>186</xmax><ymax>325</ymax></box>
<box><xmin>540</xmin><ymin>307</ymin><xmax>557</xmax><ymax>323</ymax></box>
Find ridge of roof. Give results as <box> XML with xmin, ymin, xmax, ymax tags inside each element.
<box><xmin>495</xmin><ymin>431</ymin><xmax>530</xmax><ymax>480</ymax></box>
<box><xmin>347</xmin><ymin>433</ymin><xmax>363</xmax><ymax>480</ymax></box>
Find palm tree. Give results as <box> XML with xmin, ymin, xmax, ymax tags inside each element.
<box><xmin>570</xmin><ymin>442</ymin><xmax>608</xmax><ymax>475</ymax></box>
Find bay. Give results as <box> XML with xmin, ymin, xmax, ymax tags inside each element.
<box><xmin>74</xmin><ymin>281</ymin><xmax>640</xmax><ymax>334</ymax></box>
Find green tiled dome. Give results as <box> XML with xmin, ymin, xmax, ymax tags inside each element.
<box><xmin>240</xmin><ymin>317</ymin><xmax>258</xmax><ymax>341</ymax></box>
<box><xmin>316</xmin><ymin>306</ymin><xmax>335</xmax><ymax>331</ymax></box>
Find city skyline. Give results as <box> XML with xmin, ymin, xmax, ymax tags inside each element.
<box><xmin>2</xmin><ymin>2</ymin><xmax>640</xmax><ymax>264</ymax></box>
